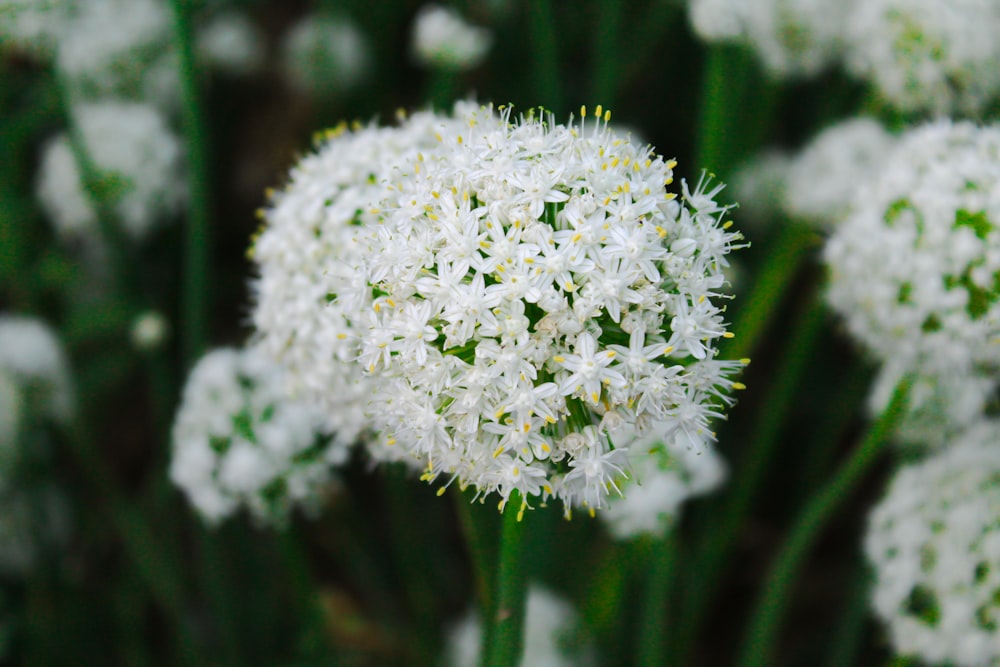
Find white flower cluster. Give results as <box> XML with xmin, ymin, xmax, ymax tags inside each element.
<box><xmin>447</xmin><ymin>585</ymin><xmax>594</xmax><ymax>667</ymax></box>
<box><xmin>0</xmin><ymin>0</ymin><xmax>72</xmax><ymax>55</ymax></box>
<box><xmin>600</xmin><ymin>430</ymin><xmax>726</xmax><ymax>540</ymax></box>
<box><xmin>170</xmin><ymin>347</ymin><xmax>348</xmax><ymax>526</ymax></box>
<box><xmin>196</xmin><ymin>9</ymin><xmax>265</xmax><ymax>77</ymax></box>
<box><xmin>359</xmin><ymin>105</ymin><xmax>743</xmax><ymax>515</ymax></box>
<box><xmin>865</xmin><ymin>420</ymin><xmax>1000</xmax><ymax>666</ymax></box>
<box><xmin>688</xmin><ymin>0</ymin><xmax>1000</xmax><ymax>114</ymax></box>
<box><xmin>844</xmin><ymin>0</ymin><xmax>1000</xmax><ymax>115</ymax></box>
<box><xmin>35</xmin><ymin>100</ymin><xmax>185</xmax><ymax>243</ymax></box>
<box><xmin>687</xmin><ymin>0</ymin><xmax>849</xmax><ymax>78</ymax></box>
<box><xmin>252</xmin><ymin>110</ymin><xmax>456</xmax><ymax>449</ymax></box>
<box><xmin>824</xmin><ymin>120</ymin><xmax>1000</xmax><ymax>447</ymax></box>
<box><xmin>0</xmin><ymin>315</ymin><xmax>73</xmax><ymax>427</ymax></box>
<box><xmin>281</xmin><ymin>14</ymin><xmax>371</xmax><ymax>98</ymax></box>
<box><xmin>55</xmin><ymin>0</ymin><xmax>178</xmax><ymax>106</ymax></box>
<box><xmin>411</xmin><ymin>4</ymin><xmax>492</xmax><ymax>70</ymax></box>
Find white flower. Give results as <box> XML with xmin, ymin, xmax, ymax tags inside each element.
<box><xmin>130</xmin><ymin>310</ymin><xmax>169</xmax><ymax>351</ymax></box>
<box><xmin>688</xmin><ymin>0</ymin><xmax>850</xmax><ymax>78</ymax></box>
<box><xmin>446</xmin><ymin>584</ymin><xmax>595</xmax><ymax>667</ymax></box>
<box><xmin>601</xmin><ymin>429</ymin><xmax>726</xmax><ymax>540</ymax></box>
<box><xmin>0</xmin><ymin>0</ymin><xmax>72</xmax><ymax>55</ymax></box>
<box><xmin>784</xmin><ymin>117</ymin><xmax>896</xmax><ymax>227</ymax></box>
<box><xmin>0</xmin><ymin>372</ymin><xmax>23</xmax><ymax>463</ymax></box>
<box><xmin>281</xmin><ymin>14</ymin><xmax>371</xmax><ymax>97</ymax></box>
<box><xmin>824</xmin><ymin>120</ymin><xmax>1000</xmax><ymax>431</ymax></box>
<box><xmin>35</xmin><ymin>100</ymin><xmax>185</xmax><ymax>243</ymax></box>
<box><xmin>55</xmin><ymin>0</ymin><xmax>178</xmax><ymax>107</ymax></box>
<box><xmin>353</xmin><ymin>103</ymin><xmax>744</xmax><ymax>514</ymax></box>
<box><xmin>169</xmin><ymin>347</ymin><xmax>348</xmax><ymax>526</ymax></box>
<box><xmin>843</xmin><ymin>0</ymin><xmax>1000</xmax><ymax>114</ymax></box>
<box><xmin>411</xmin><ymin>4</ymin><xmax>492</xmax><ymax>70</ymax></box>
<box><xmin>0</xmin><ymin>315</ymin><xmax>73</xmax><ymax>424</ymax></box>
<box><xmin>865</xmin><ymin>420</ymin><xmax>1000</xmax><ymax>666</ymax></box>
<box><xmin>196</xmin><ymin>9</ymin><xmax>264</xmax><ymax>76</ymax></box>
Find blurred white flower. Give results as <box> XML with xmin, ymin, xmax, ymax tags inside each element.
<box><xmin>35</xmin><ymin>100</ymin><xmax>185</xmax><ymax>243</ymax></box>
<box><xmin>196</xmin><ymin>9</ymin><xmax>264</xmax><ymax>76</ymax></box>
<box><xmin>844</xmin><ymin>0</ymin><xmax>1000</xmax><ymax>114</ymax></box>
<box><xmin>130</xmin><ymin>310</ymin><xmax>169</xmax><ymax>352</ymax></box>
<box><xmin>446</xmin><ymin>585</ymin><xmax>595</xmax><ymax>667</ymax></box>
<box><xmin>170</xmin><ymin>347</ymin><xmax>349</xmax><ymax>526</ymax></box>
<box><xmin>0</xmin><ymin>0</ymin><xmax>72</xmax><ymax>55</ymax></box>
<box><xmin>281</xmin><ymin>14</ymin><xmax>371</xmax><ymax>97</ymax></box>
<box><xmin>601</xmin><ymin>430</ymin><xmax>726</xmax><ymax>540</ymax></box>
<box><xmin>824</xmin><ymin>120</ymin><xmax>1000</xmax><ymax>436</ymax></box>
<box><xmin>0</xmin><ymin>315</ymin><xmax>73</xmax><ymax>424</ymax></box>
<box><xmin>866</xmin><ymin>420</ymin><xmax>1000</xmax><ymax>666</ymax></box>
<box><xmin>730</xmin><ymin>149</ymin><xmax>792</xmax><ymax>231</ymax></box>
<box><xmin>411</xmin><ymin>4</ymin><xmax>492</xmax><ymax>70</ymax></box>
<box><xmin>784</xmin><ymin>117</ymin><xmax>895</xmax><ymax>227</ymax></box>
<box><xmin>0</xmin><ymin>373</ymin><xmax>23</xmax><ymax>457</ymax></box>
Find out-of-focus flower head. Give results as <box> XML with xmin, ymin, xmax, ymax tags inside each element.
<box><xmin>824</xmin><ymin>120</ymin><xmax>1000</xmax><ymax>439</ymax></box>
<box><xmin>0</xmin><ymin>0</ymin><xmax>73</xmax><ymax>56</ymax></box>
<box><xmin>281</xmin><ymin>13</ymin><xmax>372</xmax><ymax>98</ymax></box>
<box><xmin>844</xmin><ymin>0</ymin><xmax>1000</xmax><ymax>115</ymax></box>
<box><xmin>196</xmin><ymin>9</ymin><xmax>265</xmax><ymax>77</ymax></box>
<box><xmin>411</xmin><ymin>4</ymin><xmax>492</xmax><ymax>70</ymax></box>
<box><xmin>865</xmin><ymin>420</ymin><xmax>1000</xmax><ymax>666</ymax></box>
<box><xmin>0</xmin><ymin>315</ymin><xmax>73</xmax><ymax>425</ymax></box>
<box><xmin>446</xmin><ymin>584</ymin><xmax>595</xmax><ymax>667</ymax></box>
<box><xmin>35</xmin><ymin>100</ymin><xmax>185</xmax><ymax>243</ymax></box>
<box><xmin>170</xmin><ymin>347</ymin><xmax>349</xmax><ymax>526</ymax></box>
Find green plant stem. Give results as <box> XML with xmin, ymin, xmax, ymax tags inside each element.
<box><xmin>736</xmin><ymin>379</ymin><xmax>911</xmax><ymax>667</ymax></box>
<box><xmin>455</xmin><ymin>490</ymin><xmax>497</xmax><ymax>622</ymax></box>
<box><xmin>169</xmin><ymin>0</ymin><xmax>212</xmax><ymax>366</ymax></box>
<box><xmin>481</xmin><ymin>492</ymin><xmax>527</xmax><ymax>667</ymax></box>
<box><xmin>827</xmin><ymin>566</ymin><xmax>874</xmax><ymax>667</ymax></box>
<box><xmin>591</xmin><ymin>0</ymin><xmax>622</xmax><ymax>107</ymax></box>
<box><xmin>428</xmin><ymin>68</ymin><xmax>458</xmax><ymax>111</ymax></box>
<box><xmin>678</xmin><ymin>293</ymin><xmax>826</xmax><ymax>664</ymax></box>
<box><xmin>721</xmin><ymin>224</ymin><xmax>817</xmax><ymax>362</ymax></box>
<box><xmin>526</xmin><ymin>0</ymin><xmax>562</xmax><ymax>113</ymax></box>
<box><xmin>636</xmin><ymin>534</ymin><xmax>676</xmax><ymax>667</ymax></box>
<box><xmin>622</xmin><ymin>0</ymin><xmax>681</xmax><ymax>87</ymax></box>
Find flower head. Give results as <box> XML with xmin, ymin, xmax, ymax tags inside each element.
<box><xmin>865</xmin><ymin>420</ymin><xmax>1000</xmax><ymax>666</ymax></box>
<box><xmin>0</xmin><ymin>315</ymin><xmax>73</xmax><ymax>424</ymax></box>
<box><xmin>411</xmin><ymin>4</ymin><xmax>492</xmax><ymax>70</ymax></box>
<box><xmin>281</xmin><ymin>13</ymin><xmax>371</xmax><ymax>97</ymax></box>
<box><xmin>170</xmin><ymin>347</ymin><xmax>348</xmax><ymax>526</ymax></box>
<box><xmin>352</xmin><ymin>103</ymin><xmax>744</xmax><ymax>514</ymax></box>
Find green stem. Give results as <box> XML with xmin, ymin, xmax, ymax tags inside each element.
<box><xmin>721</xmin><ymin>224</ymin><xmax>817</xmax><ymax>362</ymax></box>
<box><xmin>636</xmin><ymin>534</ymin><xmax>676</xmax><ymax>667</ymax></box>
<box><xmin>455</xmin><ymin>490</ymin><xmax>498</xmax><ymax>623</ymax></box>
<box><xmin>481</xmin><ymin>492</ymin><xmax>527</xmax><ymax>667</ymax></box>
<box><xmin>428</xmin><ymin>68</ymin><xmax>459</xmax><ymax>111</ymax></box>
<box><xmin>169</xmin><ymin>0</ymin><xmax>212</xmax><ymax>366</ymax></box>
<box><xmin>827</xmin><ymin>566</ymin><xmax>874</xmax><ymax>667</ymax></box>
<box><xmin>622</xmin><ymin>1</ymin><xmax>681</xmax><ymax>88</ymax></box>
<box><xmin>591</xmin><ymin>0</ymin><xmax>622</xmax><ymax>107</ymax></box>
<box><xmin>678</xmin><ymin>293</ymin><xmax>826</xmax><ymax>664</ymax></box>
<box><xmin>736</xmin><ymin>379</ymin><xmax>911</xmax><ymax>667</ymax></box>
<box><xmin>526</xmin><ymin>0</ymin><xmax>562</xmax><ymax>114</ymax></box>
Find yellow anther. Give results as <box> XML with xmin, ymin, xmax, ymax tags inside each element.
<box><xmin>591</xmin><ymin>392</ymin><xmax>599</xmax><ymax>403</ymax></box>
<box><xmin>606</xmin><ymin>350</ymin><xmax>617</xmax><ymax>358</ymax></box>
<box><xmin>589</xmin><ymin>507</ymin><xmax>596</xmax><ymax>518</ymax></box>
<box><xmin>523</xmin><ymin>423</ymin><xmax>531</xmax><ymax>433</ymax></box>
<box><xmin>457</xmin><ymin>135</ymin><xmax>463</xmax><ymax>144</ymax></box>
<box><xmin>663</xmin><ymin>346</ymin><xmax>674</xmax><ymax>355</ymax></box>
<box><xmin>336</xmin><ymin>333</ymin><xmax>347</xmax><ymax>340</ymax></box>
<box><xmin>541</xmin><ymin>443</ymin><xmax>551</xmax><ymax>453</ymax></box>
<box><xmin>436</xmin><ymin>487</ymin><xmax>447</xmax><ymax>497</ymax></box>
<box><xmin>496</xmin><ymin>265</ymin><xmax>506</xmax><ymax>273</ymax></box>
<box><xmin>666</xmin><ymin>159</ymin><xmax>678</xmax><ymax>169</ymax></box>
<box><xmin>645</xmin><ymin>159</ymin><xmax>652</xmax><ymax>168</ymax></box>
<box><xmin>604</xmin><ymin>110</ymin><xmax>611</xmax><ymax>122</ymax></box>
<box><xmin>595</xmin><ymin>104</ymin><xmax>603</xmax><ymax>118</ymax></box>
<box><xmin>553</xmin><ymin>355</ymin><xmax>565</xmax><ymax>363</ymax></box>
<box><xmin>698</xmin><ymin>295</ymin><xmax>706</xmax><ymax>304</ymax></box>
<box><xmin>611</xmin><ymin>157</ymin><xmax>620</xmax><ymax>168</ymax></box>
<box><xmin>723</xmin><ymin>221</ymin><xmax>733</xmax><ymax>229</ymax></box>
<box><xmin>723</xmin><ymin>331</ymin><xmax>735</xmax><ymax>339</ymax></box>
<box><xmin>495</xmin><ymin>408</ymin><xmax>505</xmax><ymax>419</ymax></box>
<box><xmin>435</xmin><ymin>132</ymin><xmax>443</xmax><ymax>142</ymax></box>
<box><xmin>373</xmin><ymin>303</ymin><xmax>381</xmax><ymax>313</ymax></box>
<box><xmin>655</xmin><ymin>226</ymin><xmax>667</xmax><ymax>238</ymax></box>
<box><xmin>571</xmin><ymin>233</ymin><xmax>582</xmax><ymax>242</ymax></box>
<box><xmin>740</xmin><ymin>358</ymin><xmax>752</xmax><ymax>365</ymax></box>
<box><xmin>664</xmin><ymin>193</ymin><xmax>677</xmax><ymax>200</ymax></box>
<box><xmin>387</xmin><ymin>437</ymin><xmax>396</xmax><ymax>445</ymax></box>
<box><xmin>544</xmin><ymin>416</ymin><xmax>557</xmax><ymax>425</ymax></box>
<box><xmin>732</xmin><ymin>382</ymin><xmax>747</xmax><ymax>390</ymax></box>
<box><xmin>543</xmin><ymin>484</ymin><xmax>552</xmax><ymax>494</ymax></box>
<box><xmin>432</xmin><ymin>191</ymin><xmax>440</xmax><ymax>198</ymax></box>
<box><xmin>493</xmin><ymin>445</ymin><xmax>505</xmax><ymax>459</ymax></box>
<box><xmin>623</xmin><ymin>158</ymin><xmax>631</xmax><ymax>167</ymax></box>
<box><xmin>580</xmin><ymin>105</ymin><xmax>587</xmax><ymax>118</ymax></box>
<box><xmin>603</xmin><ymin>196</ymin><xmax>611</xmax><ymax>206</ymax></box>
<box><xmin>623</xmin><ymin>181</ymin><xmax>631</xmax><ymax>193</ymax></box>
<box><xmin>255</xmin><ymin>207</ymin><xmax>266</xmax><ymax>220</ymax></box>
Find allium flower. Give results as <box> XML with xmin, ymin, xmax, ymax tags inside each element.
<box><xmin>281</xmin><ymin>14</ymin><xmax>371</xmax><ymax>97</ymax></box>
<box><xmin>688</xmin><ymin>0</ymin><xmax>848</xmax><ymax>78</ymax></box>
<box><xmin>446</xmin><ymin>585</ymin><xmax>595</xmax><ymax>667</ymax></box>
<box><xmin>865</xmin><ymin>420</ymin><xmax>1000</xmax><ymax>666</ymax></box>
<box><xmin>600</xmin><ymin>430</ymin><xmax>726</xmax><ymax>539</ymax></box>
<box><xmin>843</xmin><ymin>0</ymin><xmax>1000</xmax><ymax>115</ymax></box>
<box><xmin>252</xmin><ymin>109</ymin><xmax>460</xmax><ymax>448</ymax></box>
<box><xmin>55</xmin><ymin>0</ymin><xmax>178</xmax><ymax>106</ymax></box>
<box><xmin>196</xmin><ymin>9</ymin><xmax>264</xmax><ymax>76</ymax></box>
<box><xmin>824</xmin><ymin>120</ymin><xmax>1000</xmax><ymax>436</ymax></box>
<box><xmin>170</xmin><ymin>347</ymin><xmax>349</xmax><ymax>526</ymax></box>
<box><xmin>352</xmin><ymin>104</ymin><xmax>744</xmax><ymax>515</ymax></box>
<box><xmin>35</xmin><ymin>100</ymin><xmax>185</xmax><ymax>243</ymax></box>
<box><xmin>411</xmin><ymin>4</ymin><xmax>492</xmax><ymax>70</ymax></box>
<box><xmin>784</xmin><ymin>117</ymin><xmax>895</xmax><ymax>227</ymax></box>
<box><xmin>0</xmin><ymin>0</ymin><xmax>72</xmax><ymax>55</ymax></box>
<box><xmin>0</xmin><ymin>315</ymin><xmax>73</xmax><ymax>424</ymax></box>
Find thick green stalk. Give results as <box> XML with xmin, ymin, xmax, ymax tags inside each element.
<box><xmin>827</xmin><ymin>566</ymin><xmax>874</xmax><ymax>667</ymax></box>
<box><xmin>636</xmin><ymin>534</ymin><xmax>677</xmax><ymax>667</ymax></box>
<box><xmin>677</xmin><ymin>294</ymin><xmax>826</xmax><ymax>663</ymax></box>
<box><xmin>481</xmin><ymin>492</ymin><xmax>527</xmax><ymax>667</ymax></box>
<box><xmin>455</xmin><ymin>490</ymin><xmax>497</xmax><ymax>623</ymax></box>
<box><xmin>526</xmin><ymin>0</ymin><xmax>562</xmax><ymax>113</ymax></box>
<box><xmin>736</xmin><ymin>380</ymin><xmax>911</xmax><ymax>667</ymax></box>
<box><xmin>169</xmin><ymin>0</ymin><xmax>212</xmax><ymax>365</ymax></box>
